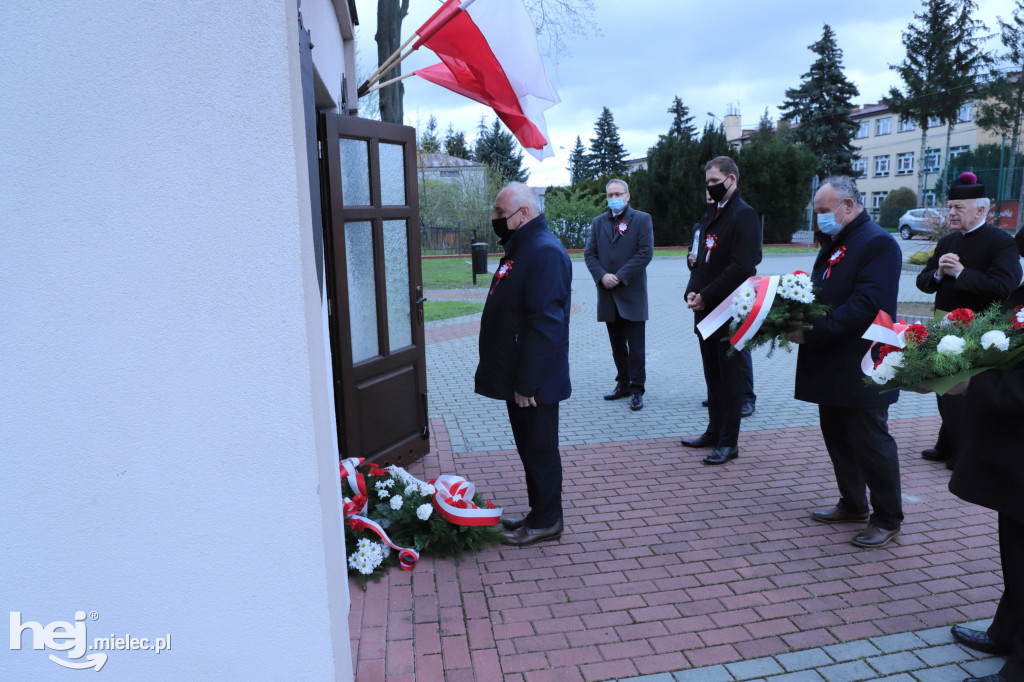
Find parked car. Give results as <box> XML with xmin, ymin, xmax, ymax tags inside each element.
<box><xmin>897</xmin><ymin>208</ymin><xmax>948</xmax><ymax>240</ymax></box>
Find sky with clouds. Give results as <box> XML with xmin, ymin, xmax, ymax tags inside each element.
<box><xmin>352</xmin><ymin>0</ymin><xmax>1020</xmax><ymax>187</ymax></box>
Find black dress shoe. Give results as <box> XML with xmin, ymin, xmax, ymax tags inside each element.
<box><xmin>703</xmin><ymin>446</ymin><xmax>738</xmax><ymax>465</ymax></box>
<box><xmin>681</xmin><ymin>432</ymin><xmax>716</xmax><ymax>448</ymax></box>
<box><xmin>630</xmin><ymin>393</ymin><xmax>643</xmax><ymax>411</ymax></box>
<box><xmin>701</xmin><ymin>399</ymin><xmax>709</xmax><ymax>407</ymax></box>
<box><xmin>811</xmin><ymin>506</ymin><xmax>870</xmax><ymax>524</ymax></box>
<box><xmin>500</xmin><ymin>515</ymin><xmax>528</xmax><ymax>531</ymax></box>
<box><xmin>922</xmin><ymin>447</ymin><xmax>951</xmax><ymax>461</ymax></box>
<box><xmin>851</xmin><ymin>525</ymin><xmax>900</xmax><ymax>548</ymax></box>
<box><xmin>741</xmin><ymin>402</ymin><xmax>755</xmax><ymax>417</ymax></box>
<box><xmin>603</xmin><ymin>385</ymin><xmax>630</xmax><ymax>400</ymax></box>
<box><xmin>963</xmin><ymin>675</ymin><xmax>1006</xmax><ymax>682</ymax></box>
<box><xmin>501</xmin><ymin>518</ymin><xmax>564</xmax><ymax>546</ymax></box>
<box><xmin>951</xmin><ymin>624</ymin><xmax>1011</xmax><ymax>655</ymax></box>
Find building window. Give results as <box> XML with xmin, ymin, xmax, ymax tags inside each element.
<box><xmin>874</xmin><ymin>155</ymin><xmax>891</xmax><ymax>177</ymax></box>
<box><xmin>949</xmin><ymin>145</ymin><xmax>970</xmax><ymax>162</ymax></box>
<box><xmin>924</xmin><ymin>148</ymin><xmax>941</xmax><ymax>172</ymax></box>
<box><xmin>856</xmin><ymin>121</ymin><xmax>870</xmax><ymax>139</ymax></box>
<box><xmin>958</xmin><ymin>102</ymin><xmax>974</xmax><ymax>123</ymax></box>
<box><xmin>896</xmin><ymin>152</ymin><xmax>914</xmax><ymax>176</ymax></box>
<box><xmin>899</xmin><ymin>118</ymin><xmax>916</xmax><ymax>132</ymax></box>
<box><xmin>852</xmin><ymin>158</ymin><xmax>867</xmax><ymax>178</ymax></box>
<box><xmin>876</xmin><ymin>117</ymin><xmax>892</xmax><ymax>136</ymax></box>
<box><xmin>439</xmin><ymin>170</ymin><xmax>459</xmax><ymax>177</ymax></box>
<box><xmin>928</xmin><ymin>116</ymin><xmax>942</xmax><ymax>128</ymax></box>
<box><xmin>872</xmin><ymin>191</ymin><xmax>889</xmax><ymax>210</ymax></box>
<box><xmin>923</xmin><ymin>191</ymin><xmax>936</xmax><ymax>207</ymax></box>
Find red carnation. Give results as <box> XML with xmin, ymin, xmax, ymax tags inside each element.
<box><xmin>348</xmin><ymin>518</ymin><xmax>367</xmax><ymax>532</ymax></box>
<box><xmin>793</xmin><ymin>270</ymin><xmax>807</xmax><ymax>276</ymax></box>
<box><xmin>873</xmin><ymin>344</ymin><xmax>901</xmax><ymax>369</ymax></box>
<box><xmin>486</xmin><ymin>499</ymin><xmax>495</xmax><ymax>509</ymax></box>
<box><xmin>945</xmin><ymin>308</ymin><xmax>975</xmax><ymax>328</ymax></box>
<box><xmin>1013</xmin><ymin>306</ymin><xmax>1024</xmax><ymax>330</ymax></box>
<box><xmin>903</xmin><ymin>323</ymin><xmax>929</xmax><ymax>345</ymax></box>
<box><xmin>369</xmin><ymin>466</ymin><xmax>389</xmax><ymax>477</ymax></box>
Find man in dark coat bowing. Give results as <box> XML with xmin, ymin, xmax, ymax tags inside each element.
<box><xmin>788</xmin><ymin>176</ymin><xmax>904</xmax><ymax>549</ymax></box>
<box><xmin>915</xmin><ymin>172</ymin><xmax>1022</xmax><ymax>468</ymax></box>
<box><xmin>476</xmin><ymin>182</ymin><xmax>572</xmax><ymax>547</ymax></box>
<box><xmin>584</xmin><ymin>178</ymin><xmax>654</xmax><ymax>411</ymax></box>
<box><xmin>683</xmin><ymin>156</ymin><xmax>760</xmax><ymax>465</ymax></box>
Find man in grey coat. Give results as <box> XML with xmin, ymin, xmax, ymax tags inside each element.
<box><xmin>584</xmin><ymin>178</ymin><xmax>655</xmax><ymax>411</ymax></box>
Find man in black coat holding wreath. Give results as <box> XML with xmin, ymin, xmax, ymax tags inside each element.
<box><xmin>682</xmin><ymin>156</ymin><xmax>760</xmax><ymax>465</ymax></box>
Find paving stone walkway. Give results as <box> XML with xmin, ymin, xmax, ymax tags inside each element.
<box><xmin>349</xmin><ymin>251</ymin><xmax>1008</xmax><ymax>681</ymax></box>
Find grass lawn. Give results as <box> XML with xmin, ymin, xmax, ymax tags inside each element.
<box><xmin>421</xmin><ymin>257</ymin><xmax>490</xmax><ymax>289</ymax></box>
<box><xmin>424</xmin><ymin>300</ymin><xmax>484</xmax><ymax>322</ymax></box>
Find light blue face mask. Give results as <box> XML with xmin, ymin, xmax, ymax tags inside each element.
<box><xmin>607</xmin><ymin>197</ymin><xmax>625</xmax><ymax>213</ymax></box>
<box><xmin>817</xmin><ymin>202</ymin><xmax>848</xmax><ymax>235</ymax></box>
<box><xmin>817</xmin><ymin>211</ymin><xmax>842</xmax><ymax>235</ymax></box>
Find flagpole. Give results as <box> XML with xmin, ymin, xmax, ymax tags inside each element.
<box><xmin>360</xmin><ymin>71</ymin><xmax>418</xmax><ymax>97</ymax></box>
<box><xmin>358</xmin><ymin>33</ymin><xmax>419</xmax><ymax>96</ymax></box>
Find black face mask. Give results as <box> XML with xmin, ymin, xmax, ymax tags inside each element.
<box><xmin>707</xmin><ymin>180</ymin><xmax>730</xmax><ymax>203</ymax></box>
<box><xmin>491</xmin><ymin>207</ymin><xmax>522</xmax><ymax>242</ymax></box>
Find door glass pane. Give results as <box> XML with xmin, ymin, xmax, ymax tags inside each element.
<box><xmin>384</xmin><ymin>220</ymin><xmax>411</xmax><ymax>350</ymax></box>
<box><xmin>345</xmin><ymin>221</ymin><xmax>379</xmax><ymax>362</ymax></box>
<box><xmin>380</xmin><ymin>142</ymin><xmax>406</xmax><ymax>206</ymax></box>
<box><xmin>339</xmin><ymin>138</ymin><xmax>370</xmax><ymax>206</ymax></box>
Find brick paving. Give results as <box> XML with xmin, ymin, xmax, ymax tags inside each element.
<box><xmin>349</xmin><ymin>251</ymin><xmax>1008</xmax><ymax>681</ymax></box>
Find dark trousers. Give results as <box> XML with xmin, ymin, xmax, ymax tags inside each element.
<box><xmin>738</xmin><ymin>347</ymin><xmax>756</xmax><ymax>405</ymax></box>
<box><xmin>818</xmin><ymin>405</ymin><xmax>903</xmax><ymax>530</ymax></box>
<box><xmin>697</xmin><ymin>332</ymin><xmax>743</xmax><ymax>447</ymax></box>
<box><xmin>506</xmin><ymin>401</ymin><xmax>562</xmax><ymax>528</ymax></box>
<box><xmin>934</xmin><ymin>393</ymin><xmax>966</xmax><ymax>461</ymax></box>
<box><xmin>990</xmin><ymin>513</ymin><xmax>1024</xmax><ymax>681</ymax></box>
<box><xmin>606</xmin><ymin>312</ymin><xmax>645</xmax><ymax>394</ymax></box>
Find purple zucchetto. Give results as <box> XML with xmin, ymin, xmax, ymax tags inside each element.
<box><xmin>948</xmin><ymin>171</ymin><xmax>985</xmax><ymax>200</ymax></box>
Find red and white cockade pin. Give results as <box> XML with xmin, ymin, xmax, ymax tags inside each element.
<box><xmin>616</xmin><ymin>221</ymin><xmax>629</xmax><ymax>235</ymax></box>
<box><xmin>704</xmin><ymin>234</ymin><xmax>718</xmax><ymax>263</ymax></box>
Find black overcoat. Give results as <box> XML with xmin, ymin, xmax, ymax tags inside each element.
<box><xmin>794</xmin><ymin>210</ymin><xmax>902</xmax><ymax>408</ymax></box>
<box><xmin>685</xmin><ymin>192</ymin><xmax>760</xmax><ymax>335</ymax></box>
<box><xmin>950</xmin><ymin>368</ymin><xmax>1024</xmax><ymax>524</ymax></box>
<box><xmin>475</xmin><ymin>215</ymin><xmax>571</xmax><ymax>405</ymax></box>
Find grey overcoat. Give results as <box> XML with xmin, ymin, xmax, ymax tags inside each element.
<box><xmin>583</xmin><ymin>206</ymin><xmax>654</xmax><ymax>322</ymax></box>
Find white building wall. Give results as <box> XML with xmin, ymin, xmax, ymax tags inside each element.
<box><xmin>2</xmin><ymin>2</ymin><xmax>351</xmax><ymax>679</ymax></box>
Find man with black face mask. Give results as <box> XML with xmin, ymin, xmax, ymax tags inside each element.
<box><xmin>683</xmin><ymin>156</ymin><xmax>761</xmax><ymax>465</ymax></box>
<box><xmin>476</xmin><ymin>182</ymin><xmax>572</xmax><ymax>547</ymax></box>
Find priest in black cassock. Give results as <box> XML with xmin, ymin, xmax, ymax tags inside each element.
<box><xmin>914</xmin><ymin>172</ymin><xmax>1022</xmax><ymax>468</ymax></box>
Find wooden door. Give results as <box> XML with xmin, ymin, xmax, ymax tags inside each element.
<box><xmin>320</xmin><ymin>113</ymin><xmax>429</xmax><ymax>466</ymax></box>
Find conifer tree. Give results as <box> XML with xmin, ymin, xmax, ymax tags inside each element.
<box><xmin>443</xmin><ymin>124</ymin><xmax>471</xmax><ymax>159</ymax></box>
<box><xmin>665</xmin><ymin>97</ymin><xmax>697</xmax><ymax>141</ymax></box>
<box><xmin>779</xmin><ymin>24</ymin><xmax>860</xmax><ymax>178</ymax></box>
<box><xmin>419</xmin><ymin>115</ymin><xmax>441</xmax><ymax>153</ymax></box>
<box><xmin>567</xmin><ymin>136</ymin><xmax>590</xmax><ymax>185</ymax></box>
<box><xmin>474</xmin><ymin>118</ymin><xmax>529</xmax><ymax>183</ymax></box>
<box><xmin>885</xmin><ymin>0</ymin><xmax>969</xmax><ymax>204</ymax></box>
<box><xmin>977</xmin><ymin>0</ymin><xmax>1024</xmax><ymax>227</ymax></box>
<box><xmin>588</xmin><ymin>107</ymin><xmax>629</xmax><ymax>178</ymax></box>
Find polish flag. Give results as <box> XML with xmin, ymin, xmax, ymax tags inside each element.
<box><xmin>412</xmin><ymin>0</ymin><xmax>560</xmax><ymax>160</ymax></box>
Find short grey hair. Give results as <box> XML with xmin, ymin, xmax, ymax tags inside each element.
<box><xmin>974</xmin><ymin>197</ymin><xmax>992</xmax><ymax>214</ymax></box>
<box><xmin>502</xmin><ymin>181</ymin><xmax>541</xmax><ymax>215</ymax></box>
<box><xmin>606</xmin><ymin>178</ymin><xmax>629</xmax><ymax>194</ymax></box>
<box><xmin>821</xmin><ymin>176</ymin><xmax>864</xmax><ymax>208</ymax></box>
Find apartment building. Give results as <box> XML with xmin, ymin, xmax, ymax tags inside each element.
<box><xmin>848</xmin><ymin>101</ymin><xmax>1003</xmax><ymax>213</ymax></box>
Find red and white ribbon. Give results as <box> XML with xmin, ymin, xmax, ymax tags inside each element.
<box><xmin>696</xmin><ymin>275</ymin><xmax>779</xmax><ymax>348</ymax></box>
<box><xmin>431</xmin><ymin>475</ymin><xmax>503</xmax><ymax>526</ymax></box>
<box><xmin>729</xmin><ymin>276</ymin><xmax>779</xmax><ymax>350</ymax></box>
<box><xmin>859</xmin><ymin>311</ymin><xmax>910</xmax><ymax>376</ymax></box>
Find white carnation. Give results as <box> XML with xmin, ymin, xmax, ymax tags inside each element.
<box><xmin>937</xmin><ymin>335</ymin><xmax>966</xmax><ymax>355</ymax></box>
<box><xmin>419</xmin><ymin>483</ymin><xmax>436</xmax><ymax>496</ymax></box>
<box><xmin>980</xmin><ymin>330</ymin><xmax>1009</xmax><ymax>351</ymax></box>
<box><xmin>405</xmin><ymin>483</ymin><xmax>420</xmax><ymax>496</ymax></box>
<box><xmin>416</xmin><ymin>503</ymin><xmax>433</xmax><ymax>521</ymax></box>
<box><xmin>390</xmin><ymin>495</ymin><xmax>404</xmax><ymax>510</ymax></box>
<box><xmin>871</xmin><ymin>351</ymin><xmax>904</xmax><ymax>384</ymax></box>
